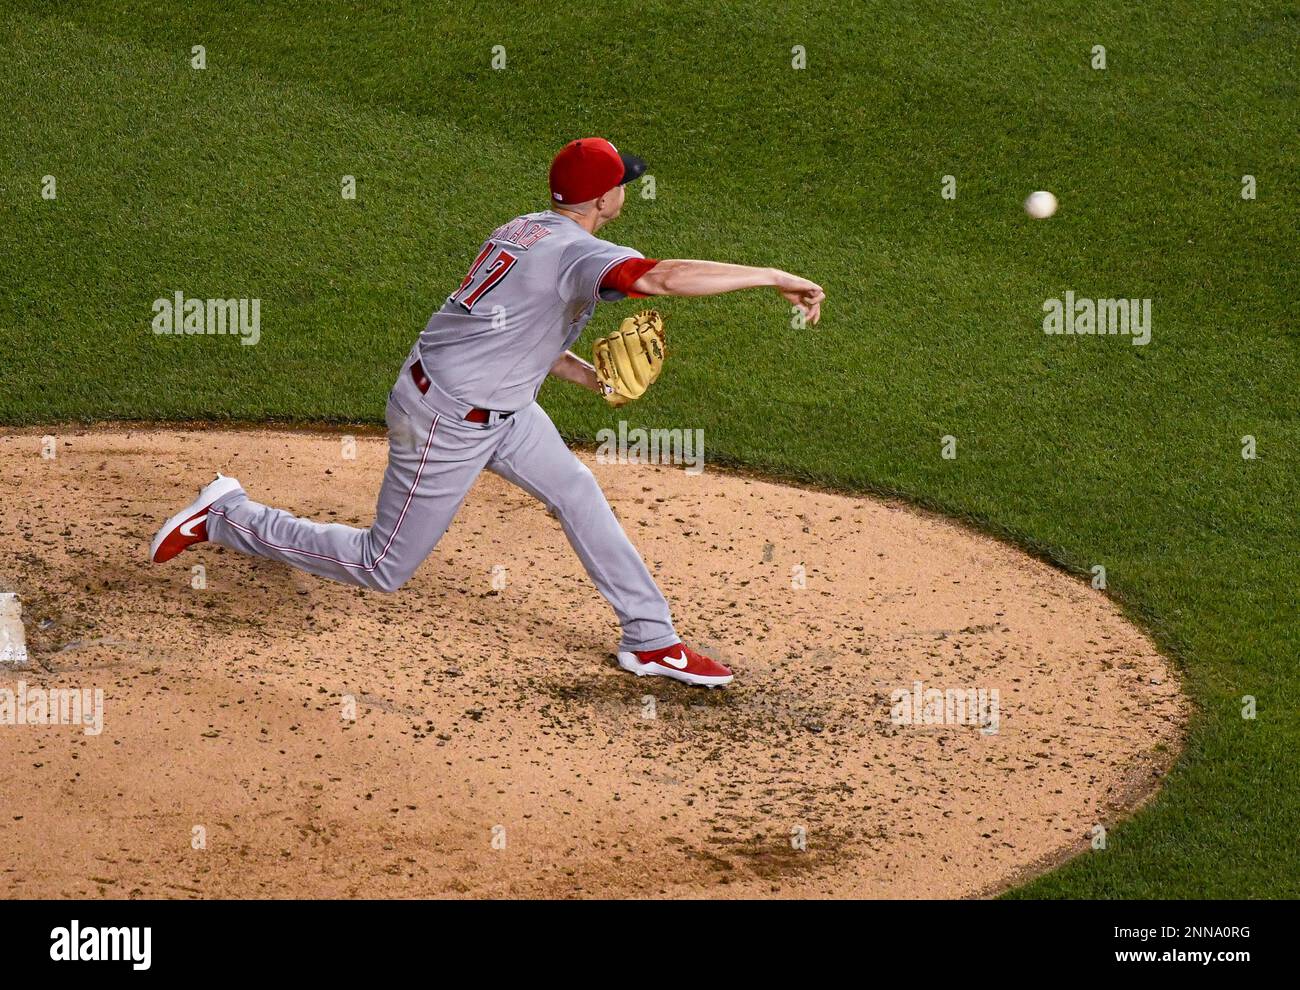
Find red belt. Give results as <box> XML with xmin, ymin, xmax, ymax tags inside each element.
<box><xmin>410</xmin><ymin>360</ymin><xmax>512</xmax><ymax>424</ymax></box>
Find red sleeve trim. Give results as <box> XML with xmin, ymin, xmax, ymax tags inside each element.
<box><xmin>600</xmin><ymin>257</ymin><xmax>659</xmax><ymax>299</ymax></box>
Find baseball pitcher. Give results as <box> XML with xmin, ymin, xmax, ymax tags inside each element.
<box><xmin>151</xmin><ymin>137</ymin><xmax>825</xmax><ymax>687</ymax></box>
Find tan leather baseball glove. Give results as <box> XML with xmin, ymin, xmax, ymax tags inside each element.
<box><xmin>593</xmin><ymin>310</ymin><xmax>667</xmax><ymax>407</ymax></box>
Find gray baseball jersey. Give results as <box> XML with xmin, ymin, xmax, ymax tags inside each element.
<box><xmin>417</xmin><ymin>210</ymin><xmax>643</xmax><ymax>411</ymax></box>
<box><xmin>203</xmin><ymin>208</ymin><xmax>681</xmax><ymax>654</ymax></box>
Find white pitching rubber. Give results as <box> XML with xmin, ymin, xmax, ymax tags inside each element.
<box><xmin>0</xmin><ymin>593</ymin><xmax>29</xmax><ymax>667</ymax></box>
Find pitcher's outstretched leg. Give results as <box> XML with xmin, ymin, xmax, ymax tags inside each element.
<box><xmin>153</xmin><ymin>390</ymin><xmax>496</xmax><ymax>591</ymax></box>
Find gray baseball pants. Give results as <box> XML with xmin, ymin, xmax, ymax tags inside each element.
<box><xmin>205</xmin><ymin>348</ymin><xmax>680</xmax><ymax>652</ymax></box>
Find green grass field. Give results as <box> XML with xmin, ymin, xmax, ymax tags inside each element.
<box><xmin>2</xmin><ymin>1</ymin><xmax>1296</xmax><ymax>897</ymax></box>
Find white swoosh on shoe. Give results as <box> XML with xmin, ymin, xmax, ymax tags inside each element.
<box><xmin>658</xmin><ymin>651</ymin><xmax>689</xmax><ymax>670</ymax></box>
<box><xmin>179</xmin><ymin>515</ymin><xmax>207</xmax><ymax>538</ymax></box>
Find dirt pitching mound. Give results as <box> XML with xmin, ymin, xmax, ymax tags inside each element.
<box><xmin>0</xmin><ymin>427</ymin><xmax>1185</xmax><ymax>898</ymax></box>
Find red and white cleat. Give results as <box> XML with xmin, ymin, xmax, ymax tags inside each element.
<box><xmin>617</xmin><ymin>642</ymin><xmax>734</xmax><ymax>688</ymax></box>
<box><xmin>149</xmin><ymin>474</ymin><xmax>242</xmax><ymax>563</ymax></box>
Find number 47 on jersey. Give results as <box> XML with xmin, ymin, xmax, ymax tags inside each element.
<box><xmin>451</xmin><ymin>241</ymin><xmax>518</xmax><ymax>312</ymax></box>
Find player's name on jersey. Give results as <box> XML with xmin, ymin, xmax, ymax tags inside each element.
<box><xmin>489</xmin><ymin>215</ymin><xmax>552</xmax><ymax>249</ymax></box>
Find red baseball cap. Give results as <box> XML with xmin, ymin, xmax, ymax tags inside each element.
<box><xmin>549</xmin><ymin>137</ymin><xmax>647</xmax><ymax>205</ymax></box>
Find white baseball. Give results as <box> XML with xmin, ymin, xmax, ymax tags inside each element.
<box><xmin>1024</xmin><ymin>190</ymin><xmax>1058</xmax><ymax>219</ymax></box>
